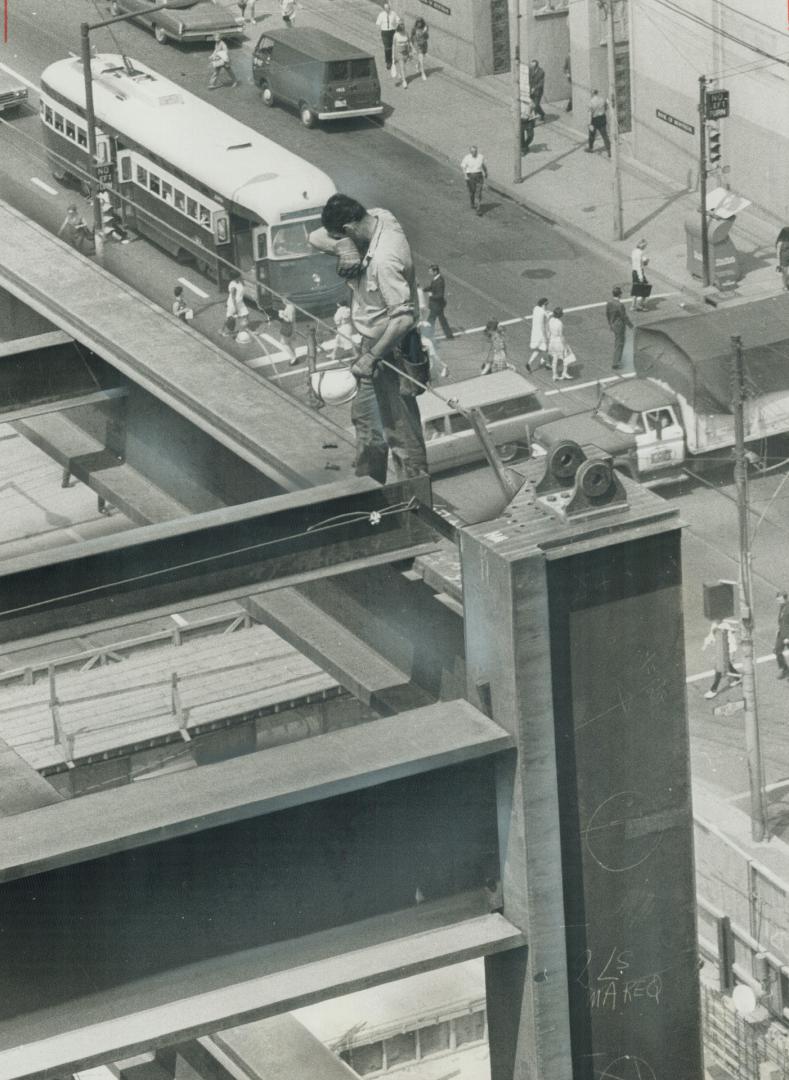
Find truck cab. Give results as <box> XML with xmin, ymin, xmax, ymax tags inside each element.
<box><xmin>534</xmin><ymin>379</ymin><xmax>686</xmax><ymax>485</ymax></box>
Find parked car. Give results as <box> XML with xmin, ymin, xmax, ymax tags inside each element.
<box><xmin>252</xmin><ymin>28</ymin><xmax>383</xmax><ymax>128</ymax></box>
<box><xmin>0</xmin><ymin>71</ymin><xmax>28</xmax><ymax>113</ymax></box>
<box><xmin>109</xmin><ymin>0</ymin><xmax>244</xmax><ymax>45</ymax></box>
<box><xmin>419</xmin><ymin>371</ymin><xmax>562</xmax><ymax>472</ymax></box>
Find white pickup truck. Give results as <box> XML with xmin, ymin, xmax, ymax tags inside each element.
<box><xmin>532</xmin><ymin>300</ymin><xmax>789</xmax><ymax>485</ymax></box>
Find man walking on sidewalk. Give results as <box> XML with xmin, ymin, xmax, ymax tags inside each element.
<box><xmin>528</xmin><ymin>60</ymin><xmax>546</xmax><ymax>120</ymax></box>
<box><xmin>775</xmin><ymin>591</ymin><xmax>789</xmax><ymax>679</ymax></box>
<box><xmin>376</xmin><ymin>2</ymin><xmax>400</xmax><ymax>76</ymax></box>
<box><xmin>424</xmin><ymin>264</ymin><xmax>454</xmax><ymax>339</ymax></box>
<box><xmin>605</xmin><ymin>286</ymin><xmax>632</xmax><ymax>370</ymax></box>
<box><xmin>460</xmin><ymin>145</ymin><xmax>487</xmax><ymax>216</ymax></box>
<box><xmin>586</xmin><ymin>90</ymin><xmax>611</xmax><ymax>156</ymax></box>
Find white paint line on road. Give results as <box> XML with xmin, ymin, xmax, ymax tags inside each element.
<box><xmin>177</xmin><ymin>277</ymin><xmax>209</xmax><ymax>299</ymax></box>
<box><xmin>686</xmin><ymin>651</ymin><xmax>774</xmax><ymax>684</ymax></box>
<box><xmin>31</xmin><ymin>177</ymin><xmax>58</xmax><ymax>196</ymax></box>
<box><xmin>727</xmin><ymin>777</ymin><xmax>789</xmax><ymax>803</ymax></box>
<box><xmin>171</xmin><ymin>613</ymin><xmax>188</xmax><ymax>627</ymax></box>
<box><xmin>0</xmin><ymin>60</ymin><xmax>38</xmax><ymax>93</ymax></box>
<box><xmin>544</xmin><ymin>372</ymin><xmax>636</xmax><ymax>396</ymax></box>
<box><xmin>452</xmin><ymin>293</ymin><xmax>678</xmax><ymax>338</ymax></box>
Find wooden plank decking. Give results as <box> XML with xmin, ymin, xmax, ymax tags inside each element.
<box><xmin>0</xmin><ymin>625</ymin><xmax>338</xmax><ymax>772</ymax></box>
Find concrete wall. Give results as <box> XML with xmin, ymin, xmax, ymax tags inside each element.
<box><xmin>629</xmin><ymin>0</ymin><xmax>789</xmax><ymax>221</ymax></box>
<box><xmin>396</xmin><ymin>0</ymin><xmax>497</xmax><ymax>77</ymax></box>
<box><xmin>0</xmin><ymin>287</ymin><xmax>56</xmax><ymax>343</ymax></box>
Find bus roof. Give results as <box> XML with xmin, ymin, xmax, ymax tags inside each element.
<box><xmin>262</xmin><ymin>27</ymin><xmax>373</xmax><ymax>62</ymax></box>
<box><xmin>419</xmin><ymin>370</ymin><xmax>539</xmax><ymax>423</ymax></box>
<box><xmin>40</xmin><ymin>55</ymin><xmax>336</xmax><ymax>224</ymax></box>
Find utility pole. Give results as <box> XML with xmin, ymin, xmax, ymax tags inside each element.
<box><xmin>80</xmin><ymin>23</ymin><xmax>105</xmax><ymax>264</ymax></box>
<box><xmin>602</xmin><ymin>0</ymin><xmax>623</xmax><ymax>240</ymax></box>
<box><xmin>731</xmin><ymin>334</ymin><xmax>769</xmax><ymax>843</ymax></box>
<box><xmin>510</xmin><ymin>0</ymin><xmax>523</xmax><ymax>183</ymax></box>
<box><xmin>698</xmin><ymin>75</ymin><xmax>711</xmax><ymax>287</ymax></box>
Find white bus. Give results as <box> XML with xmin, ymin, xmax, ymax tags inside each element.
<box><xmin>39</xmin><ymin>54</ymin><xmax>345</xmax><ymax>310</ymax></box>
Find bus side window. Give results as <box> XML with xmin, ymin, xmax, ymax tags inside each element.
<box><xmin>44</xmin><ymin>105</ymin><xmax>52</xmax><ymax>125</ymax></box>
<box><xmin>137</xmin><ymin>164</ymin><xmax>148</xmax><ymax>187</ymax></box>
<box><xmin>174</xmin><ymin>189</ymin><xmax>185</xmax><ymax>212</ymax></box>
<box><xmin>120</xmin><ymin>156</ymin><xmax>131</xmax><ymax>181</ymax></box>
<box><xmin>162</xmin><ymin>181</ymin><xmax>173</xmax><ymax>203</ymax></box>
<box><xmin>77</xmin><ymin>128</ymin><xmax>87</xmax><ymax>148</ymax></box>
<box><xmin>149</xmin><ymin>173</ymin><xmax>161</xmax><ymax>196</ymax></box>
<box><xmin>187</xmin><ymin>197</ymin><xmax>198</xmax><ymax>219</ymax></box>
<box><xmin>255</xmin><ymin>232</ymin><xmax>267</xmax><ymax>260</ymax></box>
<box><xmin>54</xmin><ymin>112</ymin><xmax>64</xmax><ymax>132</ymax></box>
<box><xmin>199</xmin><ymin>206</ymin><xmax>211</xmax><ymax>229</ymax></box>
<box><xmin>424</xmin><ymin>419</ymin><xmax>445</xmax><ymax>441</ymax></box>
<box><xmin>65</xmin><ymin>120</ymin><xmax>75</xmax><ymax>141</ymax></box>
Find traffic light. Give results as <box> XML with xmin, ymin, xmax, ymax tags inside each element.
<box><xmin>707</xmin><ymin>124</ymin><xmax>722</xmax><ymax>165</ymax></box>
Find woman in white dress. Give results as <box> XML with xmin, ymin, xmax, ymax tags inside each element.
<box><xmin>547</xmin><ymin>306</ymin><xmax>574</xmax><ymax>381</ymax></box>
<box><xmin>527</xmin><ymin>297</ymin><xmax>549</xmax><ymax>372</ymax></box>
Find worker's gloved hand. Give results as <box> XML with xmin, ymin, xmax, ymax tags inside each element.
<box><xmin>351</xmin><ymin>352</ymin><xmax>377</xmax><ymax>381</ymax></box>
<box><xmin>335</xmin><ymin>237</ymin><xmax>363</xmax><ymax>279</ymax></box>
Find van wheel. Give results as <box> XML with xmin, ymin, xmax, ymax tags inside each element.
<box><xmin>261</xmin><ymin>83</ymin><xmax>274</xmax><ymax>106</ymax></box>
<box><xmin>154</xmin><ymin>24</ymin><xmax>168</xmax><ymax>43</ymax></box>
<box><xmin>497</xmin><ymin>443</ymin><xmax>519</xmax><ymax>463</ymax></box>
<box><xmin>299</xmin><ymin>104</ymin><xmax>316</xmax><ymax>128</ymax></box>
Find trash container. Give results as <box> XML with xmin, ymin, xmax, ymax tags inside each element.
<box><xmin>684</xmin><ymin>214</ymin><xmax>741</xmax><ymax>288</ymax></box>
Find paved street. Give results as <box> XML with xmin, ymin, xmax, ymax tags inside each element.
<box><xmin>2</xmin><ymin>0</ymin><xmax>789</xmax><ymax>850</ymax></box>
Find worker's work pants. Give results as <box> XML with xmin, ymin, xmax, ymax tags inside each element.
<box><xmin>351</xmin><ymin>359</ymin><xmax>428</xmax><ymax>484</ymax></box>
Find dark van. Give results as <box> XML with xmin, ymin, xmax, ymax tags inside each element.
<box><xmin>252</xmin><ymin>28</ymin><xmax>383</xmax><ymax>128</ymax></box>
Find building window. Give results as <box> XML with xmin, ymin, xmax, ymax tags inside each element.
<box><xmin>454</xmin><ymin>1010</ymin><xmax>486</xmax><ymax>1047</ymax></box>
<box><xmin>343</xmin><ymin>1042</ymin><xmax>384</xmax><ymax>1075</ymax></box>
<box><xmin>384</xmin><ymin>1032</ymin><xmax>416</xmax><ymax>1068</ymax></box>
<box><xmin>418</xmin><ymin>1021</ymin><xmax>451</xmax><ymax>1057</ymax></box>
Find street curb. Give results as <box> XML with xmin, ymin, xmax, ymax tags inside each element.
<box><xmin>379</xmin><ymin>113</ymin><xmax>684</xmax><ymax>298</ymax></box>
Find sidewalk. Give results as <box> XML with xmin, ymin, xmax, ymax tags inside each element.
<box><xmin>294</xmin><ymin>0</ymin><xmax>783</xmax><ymax>306</ymax></box>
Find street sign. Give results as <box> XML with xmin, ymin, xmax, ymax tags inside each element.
<box><xmin>96</xmin><ymin>164</ymin><xmax>114</xmax><ymax>186</ymax></box>
<box><xmin>705</xmin><ymin>89</ymin><xmax>730</xmax><ymax>120</ymax></box>
<box><xmin>656</xmin><ymin>108</ymin><xmax>695</xmax><ymax>135</ymax></box>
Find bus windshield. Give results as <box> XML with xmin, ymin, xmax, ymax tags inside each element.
<box><xmin>270</xmin><ymin>221</ymin><xmax>314</xmax><ymax>259</ymax></box>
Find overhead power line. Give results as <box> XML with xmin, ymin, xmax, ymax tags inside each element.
<box><xmin>647</xmin><ymin>0</ymin><xmax>789</xmax><ymax>70</ymax></box>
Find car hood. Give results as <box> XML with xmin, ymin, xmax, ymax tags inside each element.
<box><xmin>533</xmin><ymin>414</ymin><xmax>634</xmax><ymax>456</ymax></box>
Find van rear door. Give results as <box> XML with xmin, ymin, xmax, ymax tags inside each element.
<box><xmin>322</xmin><ymin>57</ymin><xmax>380</xmax><ymax>112</ymax></box>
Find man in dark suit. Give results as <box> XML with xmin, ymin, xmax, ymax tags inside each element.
<box><xmin>529</xmin><ymin>59</ymin><xmax>546</xmax><ymax>120</ymax></box>
<box><xmin>425</xmin><ymin>264</ymin><xmax>454</xmax><ymax>339</ymax></box>
<box><xmin>605</xmin><ymin>286</ymin><xmax>632</xmax><ymax>370</ymax></box>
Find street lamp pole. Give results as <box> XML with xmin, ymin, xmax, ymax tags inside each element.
<box><xmin>731</xmin><ymin>334</ymin><xmax>769</xmax><ymax>843</ymax></box>
<box><xmin>79</xmin><ymin>6</ymin><xmax>172</xmax><ymax>265</ymax></box>
<box><xmin>603</xmin><ymin>0</ymin><xmax>624</xmax><ymax>240</ymax></box>
<box><xmin>698</xmin><ymin>74</ymin><xmax>711</xmax><ymax>287</ymax></box>
<box><xmin>510</xmin><ymin>0</ymin><xmax>522</xmax><ymax>183</ymax></box>
<box><xmin>80</xmin><ymin>22</ymin><xmax>105</xmax><ymax>264</ymax></box>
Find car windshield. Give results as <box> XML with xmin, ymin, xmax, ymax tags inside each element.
<box><xmin>270</xmin><ymin>222</ymin><xmax>315</xmax><ymax>259</ymax></box>
<box><xmin>601</xmin><ymin>397</ymin><xmax>639</xmax><ymax>429</ymax></box>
